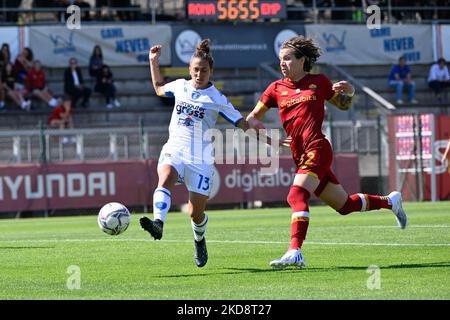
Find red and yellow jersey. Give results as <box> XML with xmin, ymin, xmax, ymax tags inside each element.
<box><xmin>258</xmin><ymin>74</ymin><xmax>334</xmax><ymax>157</ymax></box>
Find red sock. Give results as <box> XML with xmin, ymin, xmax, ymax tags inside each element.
<box><xmin>366</xmin><ymin>195</ymin><xmax>391</xmax><ymax>210</ymax></box>
<box><xmin>338</xmin><ymin>193</ymin><xmax>391</xmax><ymax>215</ymax></box>
<box><xmin>287</xmin><ymin>186</ymin><xmax>310</xmax><ymax>250</ymax></box>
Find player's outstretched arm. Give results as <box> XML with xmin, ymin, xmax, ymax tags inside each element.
<box><xmin>149</xmin><ymin>45</ymin><xmax>166</xmax><ymax>97</ymax></box>
<box><xmin>245</xmin><ymin>102</ymin><xmax>288</xmax><ymax>148</ymax></box>
<box><xmin>328</xmin><ymin>80</ymin><xmax>355</xmax><ymax>110</ymax></box>
<box><xmin>246</xmin><ymin>101</ymin><xmax>269</xmax><ymax>130</ymax></box>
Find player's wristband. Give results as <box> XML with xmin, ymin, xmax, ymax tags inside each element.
<box><xmin>346</xmin><ymin>87</ymin><xmax>355</xmax><ymax>97</ymax></box>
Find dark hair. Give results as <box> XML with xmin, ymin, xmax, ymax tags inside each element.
<box><xmin>438</xmin><ymin>57</ymin><xmax>446</xmax><ymax>64</ymax></box>
<box><xmin>92</xmin><ymin>45</ymin><xmax>103</xmax><ymax>59</ymax></box>
<box><xmin>281</xmin><ymin>36</ymin><xmax>321</xmax><ymax>72</ymax></box>
<box><xmin>23</xmin><ymin>47</ymin><xmax>34</xmax><ymax>61</ymax></box>
<box><xmin>399</xmin><ymin>56</ymin><xmax>406</xmax><ymax>62</ymax></box>
<box><xmin>1</xmin><ymin>43</ymin><xmax>11</xmax><ymax>63</ymax></box>
<box><xmin>191</xmin><ymin>39</ymin><xmax>214</xmax><ymax>69</ymax></box>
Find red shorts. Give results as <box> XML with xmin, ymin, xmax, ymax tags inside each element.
<box><xmin>294</xmin><ymin>138</ymin><xmax>340</xmax><ymax>197</ymax></box>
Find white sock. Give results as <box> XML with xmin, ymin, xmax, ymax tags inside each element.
<box><xmin>153</xmin><ymin>187</ymin><xmax>171</xmax><ymax>222</ymax></box>
<box><xmin>48</xmin><ymin>98</ymin><xmax>58</xmax><ymax>107</ymax></box>
<box><xmin>191</xmin><ymin>214</ymin><xmax>208</xmax><ymax>242</ymax></box>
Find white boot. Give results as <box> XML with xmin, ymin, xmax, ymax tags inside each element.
<box><xmin>388</xmin><ymin>191</ymin><xmax>407</xmax><ymax>229</ymax></box>
<box><xmin>270</xmin><ymin>249</ymin><xmax>306</xmax><ymax>269</ymax></box>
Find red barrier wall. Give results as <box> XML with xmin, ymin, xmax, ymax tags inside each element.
<box><xmin>388</xmin><ymin>114</ymin><xmax>450</xmax><ymax>201</ymax></box>
<box><xmin>0</xmin><ymin>155</ymin><xmax>360</xmax><ymax>212</ymax></box>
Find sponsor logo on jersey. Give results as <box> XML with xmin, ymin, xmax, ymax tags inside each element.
<box><xmin>175</xmin><ymin>100</ymin><xmax>205</xmax><ymax>119</ymax></box>
<box><xmin>178</xmin><ymin>117</ymin><xmax>194</xmax><ymax>127</ymax></box>
<box><xmin>280</xmin><ymin>95</ymin><xmax>317</xmax><ymax>108</ymax></box>
<box><xmin>191</xmin><ymin>91</ymin><xmax>201</xmax><ymax>100</ymax></box>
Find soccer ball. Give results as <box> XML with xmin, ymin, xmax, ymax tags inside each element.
<box><xmin>97</xmin><ymin>202</ymin><xmax>131</xmax><ymax>235</ymax></box>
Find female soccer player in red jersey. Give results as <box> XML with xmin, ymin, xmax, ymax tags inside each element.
<box><xmin>246</xmin><ymin>36</ymin><xmax>408</xmax><ymax>269</ymax></box>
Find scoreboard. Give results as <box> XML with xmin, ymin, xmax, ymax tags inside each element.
<box><xmin>187</xmin><ymin>0</ymin><xmax>287</xmax><ymax>21</ymax></box>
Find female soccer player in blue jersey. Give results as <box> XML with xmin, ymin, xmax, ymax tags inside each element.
<box><xmin>140</xmin><ymin>39</ymin><xmax>250</xmax><ymax>268</ymax></box>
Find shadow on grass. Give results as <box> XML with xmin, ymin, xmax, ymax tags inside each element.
<box><xmin>155</xmin><ymin>267</ymin><xmax>281</xmax><ymax>279</ymax></box>
<box><xmin>303</xmin><ymin>261</ymin><xmax>450</xmax><ymax>272</ymax></box>
<box><xmin>155</xmin><ymin>261</ymin><xmax>450</xmax><ymax>278</ymax></box>
<box><xmin>0</xmin><ymin>246</ymin><xmax>55</xmax><ymax>250</ymax></box>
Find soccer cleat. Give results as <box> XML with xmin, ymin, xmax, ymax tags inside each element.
<box><xmin>140</xmin><ymin>217</ymin><xmax>164</xmax><ymax>240</ymax></box>
<box><xmin>194</xmin><ymin>238</ymin><xmax>208</xmax><ymax>268</ymax></box>
<box><xmin>388</xmin><ymin>191</ymin><xmax>408</xmax><ymax>229</ymax></box>
<box><xmin>270</xmin><ymin>249</ymin><xmax>306</xmax><ymax>269</ymax></box>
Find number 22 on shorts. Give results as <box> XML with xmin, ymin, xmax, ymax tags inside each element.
<box><xmin>299</xmin><ymin>151</ymin><xmax>315</xmax><ymax>169</ymax></box>
<box><xmin>198</xmin><ymin>174</ymin><xmax>210</xmax><ymax>191</ymax></box>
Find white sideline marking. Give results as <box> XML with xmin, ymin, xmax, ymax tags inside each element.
<box><xmin>0</xmin><ymin>238</ymin><xmax>448</xmax><ymax>247</ymax></box>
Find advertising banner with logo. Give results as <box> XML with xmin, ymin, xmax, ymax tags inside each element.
<box><xmin>0</xmin><ymin>155</ymin><xmax>360</xmax><ymax>213</ymax></box>
<box><xmin>0</xmin><ymin>26</ymin><xmax>28</xmax><ymax>63</ymax></box>
<box><xmin>0</xmin><ymin>161</ymin><xmax>153</xmax><ymax>212</ymax></box>
<box><xmin>305</xmin><ymin>24</ymin><xmax>433</xmax><ymax>65</ymax></box>
<box><xmin>28</xmin><ymin>24</ymin><xmax>171</xmax><ymax>67</ymax></box>
<box><xmin>388</xmin><ymin>114</ymin><xmax>450</xmax><ymax>201</ymax></box>
<box><xmin>171</xmin><ymin>25</ymin><xmax>305</xmax><ymax>68</ymax></box>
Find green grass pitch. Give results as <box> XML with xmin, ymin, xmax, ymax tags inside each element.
<box><xmin>0</xmin><ymin>201</ymin><xmax>449</xmax><ymax>300</ymax></box>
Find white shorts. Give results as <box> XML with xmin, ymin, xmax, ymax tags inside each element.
<box><xmin>157</xmin><ymin>144</ymin><xmax>214</xmax><ymax>197</ymax></box>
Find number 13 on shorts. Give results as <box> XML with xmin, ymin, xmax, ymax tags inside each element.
<box><xmin>198</xmin><ymin>174</ymin><xmax>210</xmax><ymax>191</ymax></box>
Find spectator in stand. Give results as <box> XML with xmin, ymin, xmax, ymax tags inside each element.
<box><xmin>0</xmin><ymin>43</ymin><xmax>11</xmax><ymax>70</ymax></box>
<box><xmin>48</xmin><ymin>95</ymin><xmax>73</xmax><ymax>129</ymax></box>
<box><xmin>25</xmin><ymin>60</ymin><xmax>59</xmax><ymax>108</ymax></box>
<box><xmin>13</xmin><ymin>47</ymin><xmax>34</xmax><ymax>86</ymax></box>
<box><xmin>427</xmin><ymin>58</ymin><xmax>450</xmax><ymax>103</ymax></box>
<box><xmin>48</xmin><ymin>95</ymin><xmax>76</xmax><ymax>144</ymax></box>
<box><xmin>0</xmin><ymin>43</ymin><xmax>11</xmax><ymax>110</ymax></box>
<box><xmin>89</xmin><ymin>45</ymin><xmax>103</xmax><ymax>78</ymax></box>
<box><xmin>64</xmin><ymin>57</ymin><xmax>91</xmax><ymax>108</ymax></box>
<box><xmin>2</xmin><ymin>62</ymin><xmax>32</xmax><ymax>110</ymax></box>
<box><xmin>388</xmin><ymin>56</ymin><xmax>418</xmax><ymax>105</ymax></box>
<box><xmin>95</xmin><ymin>64</ymin><xmax>120</xmax><ymax>109</ymax></box>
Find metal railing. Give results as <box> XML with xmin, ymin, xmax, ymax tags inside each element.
<box><xmin>0</xmin><ymin>124</ymin><xmax>167</xmax><ymax>163</ymax></box>
<box><xmin>0</xmin><ymin>120</ymin><xmax>385</xmax><ymax>164</ymax></box>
